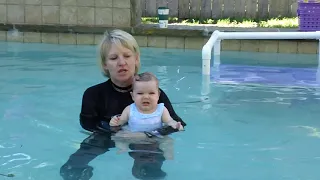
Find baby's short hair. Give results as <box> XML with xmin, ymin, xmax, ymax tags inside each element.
<box><xmin>133</xmin><ymin>72</ymin><xmax>159</xmax><ymax>89</ymax></box>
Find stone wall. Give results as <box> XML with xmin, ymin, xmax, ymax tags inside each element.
<box><xmin>0</xmin><ymin>0</ymin><xmax>140</xmax><ymax>29</ymax></box>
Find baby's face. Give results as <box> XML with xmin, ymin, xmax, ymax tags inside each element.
<box><xmin>131</xmin><ymin>80</ymin><xmax>159</xmax><ymax>113</ymax></box>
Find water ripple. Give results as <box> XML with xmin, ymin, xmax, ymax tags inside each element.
<box><xmin>1</xmin><ymin>153</ymin><xmax>35</xmax><ymax>170</ymax></box>
<box><xmin>289</xmin><ymin>126</ymin><xmax>320</xmax><ymax>138</ymax></box>
<box><xmin>30</xmin><ymin>119</ymin><xmax>63</xmax><ymax>133</ymax></box>
<box><xmin>33</xmin><ymin>162</ymin><xmax>53</xmax><ymax>169</ymax></box>
<box><xmin>0</xmin><ymin>143</ymin><xmax>16</xmax><ymax>149</ymax></box>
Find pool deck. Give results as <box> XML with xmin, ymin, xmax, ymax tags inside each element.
<box><xmin>137</xmin><ymin>23</ymin><xmax>299</xmax><ymax>35</ymax></box>
<box><xmin>0</xmin><ymin>23</ymin><xmax>302</xmax><ymax>37</ymax></box>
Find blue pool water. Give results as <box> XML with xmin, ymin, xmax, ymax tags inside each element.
<box><xmin>1</xmin><ymin>41</ymin><xmax>320</xmax><ymax>180</ymax></box>
<box><xmin>211</xmin><ymin>64</ymin><xmax>320</xmax><ymax>88</ymax></box>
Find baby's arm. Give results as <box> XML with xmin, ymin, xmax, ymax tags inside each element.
<box><xmin>118</xmin><ymin>106</ymin><xmax>130</xmax><ymax>125</ymax></box>
<box><xmin>161</xmin><ymin>107</ymin><xmax>184</xmax><ymax>131</ymax></box>
<box><xmin>109</xmin><ymin>106</ymin><xmax>130</xmax><ymax>126</ymax></box>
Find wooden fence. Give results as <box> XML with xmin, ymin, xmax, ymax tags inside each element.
<box><xmin>141</xmin><ymin>0</ymin><xmax>299</xmax><ymax>19</ymax></box>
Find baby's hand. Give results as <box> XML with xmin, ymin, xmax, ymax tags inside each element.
<box><xmin>109</xmin><ymin>115</ymin><xmax>120</xmax><ymax>126</ymax></box>
<box><xmin>169</xmin><ymin>121</ymin><xmax>184</xmax><ymax>131</ymax></box>
<box><xmin>175</xmin><ymin>122</ymin><xmax>184</xmax><ymax>131</ymax></box>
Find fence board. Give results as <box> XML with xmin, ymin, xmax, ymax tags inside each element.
<box><xmin>201</xmin><ymin>0</ymin><xmax>212</xmax><ymax>19</ymax></box>
<box><xmin>141</xmin><ymin>0</ymin><xmax>146</xmax><ymax>16</ymax></box>
<box><xmin>140</xmin><ymin>0</ymin><xmax>300</xmax><ymax>19</ymax></box>
<box><xmin>279</xmin><ymin>0</ymin><xmax>290</xmax><ymax>17</ymax></box>
<box><xmin>234</xmin><ymin>0</ymin><xmax>246</xmax><ymax>18</ymax></box>
<box><xmin>223</xmin><ymin>0</ymin><xmax>235</xmax><ymax>18</ymax></box>
<box><xmin>157</xmin><ymin>0</ymin><xmax>168</xmax><ymax>8</ymax></box>
<box><xmin>269</xmin><ymin>0</ymin><xmax>290</xmax><ymax>17</ymax></box>
<box><xmin>258</xmin><ymin>0</ymin><xmax>269</xmax><ymax>19</ymax></box>
<box><xmin>290</xmin><ymin>0</ymin><xmax>298</xmax><ymax>17</ymax></box>
<box><xmin>269</xmin><ymin>0</ymin><xmax>278</xmax><ymax>17</ymax></box>
<box><xmin>246</xmin><ymin>0</ymin><xmax>257</xmax><ymax>19</ymax></box>
<box><xmin>190</xmin><ymin>0</ymin><xmax>202</xmax><ymax>19</ymax></box>
<box><xmin>179</xmin><ymin>0</ymin><xmax>190</xmax><ymax>18</ymax></box>
<box><xmin>146</xmin><ymin>0</ymin><xmax>157</xmax><ymax>16</ymax></box>
<box><xmin>212</xmin><ymin>0</ymin><xmax>222</xmax><ymax>19</ymax></box>
<box><xmin>168</xmin><ymin>0</ymin><xmax>179</xmax><ymax>17</ymax></box>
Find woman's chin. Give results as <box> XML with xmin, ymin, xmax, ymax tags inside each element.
<box><xmin>115</xmin><ymin>75</ymin><xmax>133</xmax><ymax>85</ymax></box>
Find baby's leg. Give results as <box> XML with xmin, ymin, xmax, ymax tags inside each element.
<box><xmin>112</xmin><ymin>131</ymin><xmax>130</xmax><ymax>153</ymax></box>
<box><xmin>115</xmin><ymin>140</ymin><xmax>129</xmax><ymax>154</ymax></box>
<box><xmin>158</xmin><ymin>136</ymin><xmax>174</xmax><ymax>160</ymax></box>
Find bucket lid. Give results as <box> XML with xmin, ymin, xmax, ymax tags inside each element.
<box><xmin>158</xmin><ymin>7</ymin><xmax>168</xmax><ymax>9</ymax></box>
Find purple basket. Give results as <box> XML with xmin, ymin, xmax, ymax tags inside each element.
<box><xmin>297</xmin><ymin>2</ymin><xmax>320</xmax><ymax>31</ymax></box>
<box><xmin>298</xmin><ymin>0</ymin><xmax>320</xmax><ymax>2</ymax></box>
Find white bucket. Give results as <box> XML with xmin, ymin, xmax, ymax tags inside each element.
<box><xmin>158</xmin><ymin>7</ymin><xmax>169</xmax><ymax>29</ymax></box>
<box><xmin>159</xmin><ymin>20</ymin><xmax>168</xmax><ymax>28</ymax></box>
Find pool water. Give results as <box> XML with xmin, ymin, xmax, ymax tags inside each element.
<box><xmin>1</xmin><ymin>41</ymin><xmax>320</xmax><ymax>180</ymax></box>
<box><xmin>211</xmin><ymin>64</ymin><xmax>320</xmax><ymax>88</ymax></box>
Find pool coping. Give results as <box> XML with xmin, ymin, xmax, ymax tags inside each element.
<box><xmin>1</xmin><ymin>23</ymin><xmax>318</xmax><ymax>54</ymax></box>
<box><xmin>0</xmin><ymin>23</ymin><xmax>314</xmax><ymax>41</ymax></box>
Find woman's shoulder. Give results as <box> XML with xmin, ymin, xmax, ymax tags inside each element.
<box><xmin>158</xmin><ymin>88</ymin><xmax>169</xmax><ymax>100</ymax></box>
<box><xmin>158</xmin><ymin>88</ymin><xmax>166</xmax><ymax>95</ymax></box>
<box><xmin>83</xmin><ymin>80</ymin><xmax>111</xmax><ymax>95</ymax></box>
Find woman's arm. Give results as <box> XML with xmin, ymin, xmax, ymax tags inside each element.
<box><xmin>79</xmin><ymin>88</ymin><xmax>100</xmax><ymax>132</ymax></box>
<box><xmin>159</xmin><ymin>88</ymin><xmax>187</xmax><ymax>127</ymax></box>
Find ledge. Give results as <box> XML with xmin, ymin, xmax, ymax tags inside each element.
<box><xmin>140</xmin><ymin>23</ymin><xmax>300</xmax><ymax>33</ymax></box>
<box><xmin>0</xmin><ymin>23</ymin><xmax>317</xmax><ymax>42</ymax></box>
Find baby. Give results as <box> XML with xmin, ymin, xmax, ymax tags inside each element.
<box><xmin>109</xmin><ymin>72</ymin><xmax>184</xmax><ymax>156</ymax></box>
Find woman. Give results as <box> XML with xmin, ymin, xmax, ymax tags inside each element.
<box><xmin>60</xmin><ymin>29</ymin><xmax>186</xmax><ymax>180</ymax></box>
<box><xmin>80</xmin><ymin>29</ymin><xmax>186</xmax><ymax>133</ymax></box>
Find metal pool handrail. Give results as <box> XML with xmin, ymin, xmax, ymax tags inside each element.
<box><xmin>200</xmin><ymin>30</ymin><xmax>320</xmax><ymax>96</ymax></box>
<box><xmin>202</xmin><ymin>30</ymin><xmax>320</xmax><ymax>76</ymax></box>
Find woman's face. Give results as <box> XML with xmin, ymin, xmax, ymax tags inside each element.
<box><xmin>104</xmin><ymin>43</ymin><xmax>139</xmax><ymax>86</ymax></box>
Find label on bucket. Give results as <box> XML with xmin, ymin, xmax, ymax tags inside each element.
<box><xmin>158</xmin><ymin>9</ymin><xmax>169</xmax><ymax>15</ymax></box>
<box><xmin>158</xmin><ymin>14</ymin><xmax>169</xmax><ymax>20</ymax></box>
<box><xmin>159</xmin><ymin>20</ymin><xmax>168</xmax><ymax>28</ymax></box>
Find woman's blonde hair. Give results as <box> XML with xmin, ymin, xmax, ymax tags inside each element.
<box><xmin>98</xmin><ymin>29</ymin><xmax>141</xmax><ymax>77</ymax></box>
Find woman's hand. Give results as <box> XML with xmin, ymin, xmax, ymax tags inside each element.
<box><xmin>109</xmin><ymin>115</ymin><xmax>120</xmax><ymax>126</ymax></box>
<box><xmin>112</xmin><ymin>131</ymin><xmax>155</xmax><ymax>144</ymax></box>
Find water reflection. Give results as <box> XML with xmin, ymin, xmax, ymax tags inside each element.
<box><xmin>60</xmin><ymin>131</ymin><xmax>168</xmax><ymax>180</ymax></box>
<box><xmin>210</xmin><ymin>64</ymin><xmax>320</xmax><ymax>89</ymax></box>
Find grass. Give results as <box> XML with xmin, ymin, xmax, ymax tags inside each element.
<box><xmin>141</xmin><ymin>17</ymin><xmax>299</xmax><ymax>28</ymax></box>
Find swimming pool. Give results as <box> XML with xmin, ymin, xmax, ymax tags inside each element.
<box><xmin>1</xmin><ymin>41</ymin><xmax>320</xmax><ymax>180</ymax></box>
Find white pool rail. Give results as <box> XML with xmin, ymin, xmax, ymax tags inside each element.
<box><xmin>202</xmin><ymin>30</ymin><xmax>320</xmax><ymax>75</ymax></box>
<box><xmin>200</xmin><ymin>30</ymin><xmax>320</xmax><ymax>96</ymax></box>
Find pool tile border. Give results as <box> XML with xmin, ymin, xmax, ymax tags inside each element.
<box><xmin>0</xmin><ymin>30</ymin><xmax>318</xmax><ymax>54</ymax></box>
<box><xmin>0</xmin><ymin>24</ymin><xmax>318</xmax><ymax>54</ymax></box>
